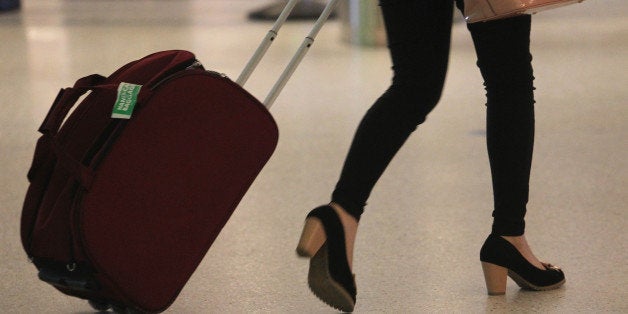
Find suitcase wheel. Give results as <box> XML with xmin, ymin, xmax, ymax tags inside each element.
<box><xmin>88</xmin><ymin>299</ymin><xmax>110</xmax><ymax>311</ymax></box>
<box><xmin>87</xmin><ymin>299</ymin><xmax>144</xmax><ymax>313</ymax></box>
<box><xmin>111</xmin><ymin>304</ymin><xmax>143</xmax><ymax>314</ymax></box>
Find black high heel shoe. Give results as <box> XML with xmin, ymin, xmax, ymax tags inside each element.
<box><xmin>480</xmin><ymin>234</ymin><xmax>565</xmax><ymax>295</ymax></box>
<box><xmin>296</xmin><ymin>205</ymin><xmax>357</xmax><ymax>312</ymax></box>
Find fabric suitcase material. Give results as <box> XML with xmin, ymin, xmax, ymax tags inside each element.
<box><xmin>21</xmin><ymin>1</ymin><xmax>339</xmax><ymax>312</ymax></box>
<box><xmin>21</xmin><ymin>50</ymin><xmax>278</xmax><ymax>312</ymax></box>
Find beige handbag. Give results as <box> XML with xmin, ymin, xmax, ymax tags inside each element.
<box><xmin>464</xmin><ymin>0</ymin><xmax>585</xmax><ymax>23</ymax></box>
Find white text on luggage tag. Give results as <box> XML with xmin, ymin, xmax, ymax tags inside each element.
<box><xmin>111</xmin><ymin>82</ymin><xmax>142</xmax><ymax>119</ymax></box>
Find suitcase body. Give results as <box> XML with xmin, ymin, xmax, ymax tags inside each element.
<box><xmin>21</xmin><ymin>50</ymin><xmax>278</xmax><ymax>312</ymax></box>
<box><xmin>21</xmin><ymin>0</ymin><xmax>338</xmax><ymax>312</ymax></box>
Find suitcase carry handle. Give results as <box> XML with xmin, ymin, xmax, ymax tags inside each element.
<box><xmin>38</xmin><ymin>76</ymin><xmax>148</xmax><ymax>136</ymax></box>
<box><xmin>36</xmin><ymin>75</ymin><xmax>142</xmax><ymax>189</ymax></box>
<box><xmin>35</xmin><ymin>75</ymin><xmax>109</xmax><ymax>187</ymax></box>
<box><xmin>237</xmin><ymin>0</ymin><xmax>340</xmax><ymax>109</ymax></box>
<box><xmin>39</xmin><ymin>74</ymin><xmax>107</xmax><ymax>136</ymax></box>
<box><xmin>39</xmin><ymin>50</ymin><xmax>194</xmax><ymax>136</ymax></box>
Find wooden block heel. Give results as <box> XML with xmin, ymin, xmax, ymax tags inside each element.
<box><xmin>481</xmin><ymin>262</ymin><xmax>508</xmax><ymax>295</ymax></box>
<box><xmin>296</xmin><ymin>217</ymin><xmax>326</xmax><ymax>257</ymax></box>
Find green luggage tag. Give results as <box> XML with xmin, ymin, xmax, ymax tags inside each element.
<box><xmin>111</xmin><ymin>82</ymin><xmax>142</xmax><ymax>119</ymax></box>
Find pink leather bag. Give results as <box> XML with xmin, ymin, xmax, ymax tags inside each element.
<box><xmin>464</xmin><ymin>0</ymin><xmax>585</xmax><ymax>23</ymax></box>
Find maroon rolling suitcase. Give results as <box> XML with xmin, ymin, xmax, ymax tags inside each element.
<box><xmin>20</xmin><ymin>1</ymin><xmax>338</xmax><ymax>313</ymax></box>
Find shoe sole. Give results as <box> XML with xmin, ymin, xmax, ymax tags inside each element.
<box><xmin>308</xmin><ymin>245</ymin><xmax>355</xmax><ymax>312</ymax></box>
<box><xmin>508</xmin><ymin>270</ymin><xmax>566</xmax><ymax>291</ymax></box>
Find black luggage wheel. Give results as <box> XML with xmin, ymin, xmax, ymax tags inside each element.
<box><xmin>35</xmin><ymin>260</ymin><xmax>101</xmax><ymax>292</ymax></box>
<box><xmin>88</xmin><ymin>299</ymin><xmax>111</xmax><ymax>311</ymax></box>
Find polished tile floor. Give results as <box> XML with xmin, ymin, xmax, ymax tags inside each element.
<box><xmin>1</xmin><ymin>1</ymin><xmax>627</xmax><ymax>313</ymax></box>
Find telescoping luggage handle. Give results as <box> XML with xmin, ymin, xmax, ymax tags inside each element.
<box><xmin>236</xmin><ymin>0</ymin><xmax>340</xmax><ymax>109</ymax></box>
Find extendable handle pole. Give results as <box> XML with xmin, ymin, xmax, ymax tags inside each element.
<box><xmin>263</xmin><ymin>0</ymin><xmax>339</xmax><ymax>109</ymax></box>
<box><xmin>236</xmin><ymin>0</ymin><xmax>301</xmax><ymax>86</ymax></box>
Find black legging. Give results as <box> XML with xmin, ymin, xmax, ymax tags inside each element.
<box><xmin>331</xmin><ymin>0</ymin><xmax>534</xmax><ymax>236</ymax></box>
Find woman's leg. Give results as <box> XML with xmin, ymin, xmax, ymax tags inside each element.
<box><xmin>297</xmin><ymin>2</ymin><xmax>457</xmax><ymax>309</ymax></box>
<box><xmin>461</xmin><ymin>5</ymin><xmax>547</xmax><ymax>269</ymax></box>
<box><xmin>332</xmin><ymin>0</ymin><xmax>456</xmax><ymax>221</ymax></box>
<box><xmin>463</xmin><ymin>10</ymin><xmax>535</xmax><ymax>236</ymax></box>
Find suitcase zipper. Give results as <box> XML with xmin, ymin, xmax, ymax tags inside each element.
<box><xmin>154</xmin><ymin>70</ymin><xmax>229</xmax><ymax>89</ymax></box>
<box><xmin>150</xmin><ymin>59</ymin><xmax>212</xmax><ymax>89</ymax></box>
